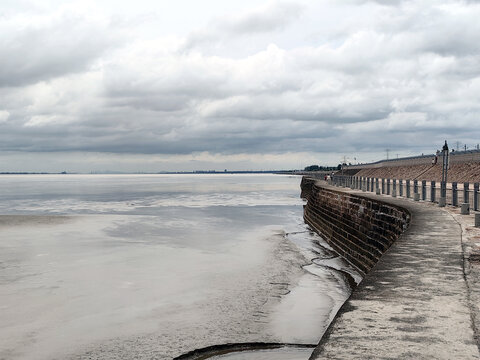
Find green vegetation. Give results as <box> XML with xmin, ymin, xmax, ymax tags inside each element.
<box><xmin>304</xmin><ymin>165</ymin><xmax>338</xmax><ymax>172</ymax></box>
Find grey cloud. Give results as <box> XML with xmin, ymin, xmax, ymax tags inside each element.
<box><xmin>183</xmin><ymin>2</ymin><xmax>303</xmax><ymax>50</ymax></box>
<box><xmin>2</xmin><ymin>0</ymin><xmax>480</xmax><ymax>170</ymax></box>
<box><xmin>347</xmin><ymin>0</ymin><xmax>406</xmax><ymax>5</ymax></box>
<box><xmin>0</xmin><ymin>12</ymin><xmax>120</xmax><ymax>87</ymax></box>
<box><xmin>220</xmin><ymin>2</ymin><xmax>303</xmax><ymax>34</ymax></box>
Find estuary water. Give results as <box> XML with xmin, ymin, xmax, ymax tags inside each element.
<box><xmin>0</xmin><ymin>174</ymin><xmax>359</xmax><ymax>359</ymax></box>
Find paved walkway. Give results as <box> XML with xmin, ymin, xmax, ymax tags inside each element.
<box><xmin>310</xmin><ymin>185</ymin><xmax>480</xmax><ymax>359</ymax></box>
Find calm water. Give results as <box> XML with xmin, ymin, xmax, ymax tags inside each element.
<box><xmin>0</xmin><ymin>174</ymin><xmax>358</xmax><ymax>359</ymax></box>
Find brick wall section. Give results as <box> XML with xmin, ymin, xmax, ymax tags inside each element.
<box><xmin>347</xmin><ymin>150</ymin><xmax>480</xmax><ymax>170</ymax></box>
<box><xmin>354</xmin><ymin>162</ymin><xmax>480</xmax><ymax>183</ymax></box>
<box><xmin>301</xmin><ymin>177</ymin><xmax>410</xmax><ymax>275</ymax></box>
<box><xmin>345</xmin><ymin>150</ymin><xmax>480</xmax><ymax>182</ymax></box>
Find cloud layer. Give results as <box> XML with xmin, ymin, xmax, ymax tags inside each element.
<box><xmin>1</xmin><ymin>0</ymin><xmax>480</xmax><ymax>171</ymax></box>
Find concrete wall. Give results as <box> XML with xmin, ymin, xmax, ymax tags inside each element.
<box><xmin>301</xmin><ymin>177</ymin><xmax>410</xmax><ymax>274</ymax></box>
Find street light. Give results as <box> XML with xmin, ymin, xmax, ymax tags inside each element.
<box><xmin>440</xmin><ymin>140</ymin><xmax>449</xmax><ymax>207</ymax></box>
<box><xmin>441</xmin><ymin>140</ymin><xmax>449</xmax><ymax>184</ymax></box>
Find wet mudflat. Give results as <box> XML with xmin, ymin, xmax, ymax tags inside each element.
<box><xmin>0</xmin><ymin>174</ymin><xmax>356</xmax><ymax>359</ymax></box>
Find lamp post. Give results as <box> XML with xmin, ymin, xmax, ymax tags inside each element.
<box><xmin>439</xmin><ymin>140</ymin><xmax>449</xmax><ymax>207</ymax></box>
<box><xmin>441</xmin><ymin>140</ymin><xmax>449</xmax><ymax>184</ymax></box>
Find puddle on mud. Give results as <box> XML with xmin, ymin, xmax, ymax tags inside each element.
<box><xmin>208</xmin><ymin>346</ymin><xmax>314</xmax><ymax>360</ymax></box>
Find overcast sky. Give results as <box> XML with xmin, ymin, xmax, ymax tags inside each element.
<box><xmin>1</xmin><ymin>0</ymin><xmax>479</xmax><ymax>172</ymax></box>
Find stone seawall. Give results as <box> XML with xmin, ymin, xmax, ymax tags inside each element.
<box><xmin>301</xmin><ymin>177</ymin><xmax>410</xmax><ymax>274</ymax></box>
<box><xmin>307</xmin><ymin>181</ymin><xmax>480</xmax><ymax>359</ymax></box>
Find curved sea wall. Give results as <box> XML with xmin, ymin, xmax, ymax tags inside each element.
<box><xmin>301</xmin><ymin>177</ymin><xmax>410</xmax><ymax>274</ymax></box>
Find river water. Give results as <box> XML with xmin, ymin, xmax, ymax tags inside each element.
<box><xmin>0</xmin><ymin>174</ymin><xmax>359</xmax><ymax>359</ymax></box>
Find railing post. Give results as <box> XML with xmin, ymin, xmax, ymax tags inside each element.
<box><xmin>421</xmin><ymin>180</ymin><xmax>426</xmax><ymax>201</ymax></box>
<box><xmin>431</xmin><ymin>181</ymin><xmax>436</xmax><ymax>203</ymax></box>
<box><xmin>399</xmin><ymin>179</ymin><xmax>403</xmax><ymax>197</ymax></box>
<box><xmin>452</xmin><ymin>182</ymin><xmax>458</xmax><ymax>206</ymax></box>
<box><xmin>474</xmin><ymin>183</ymin><xmax>479</xmax><ymax>211</ymax></box>
<box><xmin>392</xmin><ymin>179</ymin><xmax>397</xmax><ymax>197</ymax></box>
<box><xmin>464</xmin><ymin>182</ymin><xmax>470</xmax><ymax>204</ymax></box>
<box><xmin>387</xmin><ymin>178</ymin><xmax>391</xmax><ymax>195</ymax></box>
<box><xmin>367</xmin><ymin>177</ymin><xmax>370</xmax><ymax>192</ymax></box>
<box><xmin>382</xmin><ymin>178</ymin><xmax>385</xmax><ymax>194</ymax></box>
<box><xmin>413</xmin><ymin>180</ymin><xmax>418</xmax><ymax>195</ymax></box>
<box><xmin>439</xmin><ymin>181</ymin><xmax>446</xmax><ymax>207</ymax></box>
<box><xmin>406</xmin><ymin>180</ymin><xmax>411</xmax><ymax>198</ymax></box>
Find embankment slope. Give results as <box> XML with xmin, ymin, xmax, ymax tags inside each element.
<box><xmin>353</xmin><ymin>161</ymin><xmax>480</xmax><ymax>183</ymax></box>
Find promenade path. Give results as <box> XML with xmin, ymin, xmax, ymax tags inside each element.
<box><xmin>310</xmin><ymin>183</ymin><xmax>480</xmax><ymax>359</ymax></box>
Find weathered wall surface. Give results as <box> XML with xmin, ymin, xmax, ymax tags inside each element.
<box><xmin>301</xmin><ymin>177</ymin><xmax>410</xmax><ymax>274</ymax></box>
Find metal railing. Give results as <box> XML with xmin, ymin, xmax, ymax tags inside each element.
<box><xmin>329</xmin><ymin>175</ymin><xmax>480</xmax><ymax>211</ymax></box>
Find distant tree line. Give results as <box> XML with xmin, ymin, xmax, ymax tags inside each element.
<box><xmin>304</xmin><ymin>165</ymin><xmax>341</xmax><ymax>171</ymax></box>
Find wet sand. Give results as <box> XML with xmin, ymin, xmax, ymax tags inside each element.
<box><xmin>0</xmin><ymin>214</ymin><xmax>325</xmax><ymax>359</ymax></box>
<box><xmin>0</xmin><ymin>174</ymin><xmax>355</xmax><ymax>360</ymax></box>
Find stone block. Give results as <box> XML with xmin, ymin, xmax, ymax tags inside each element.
<box><xmin>439</xmin><ymin>197</ymin><xmax>446</xmax><ymax>207</ymax></box>
<box><xmin>414</xmin><ymin>193</ymin><xmax>420</xmax><ymax>201</ymax></box>
<box><xmin>461</xmin><ymin>203</ymin><xmax>470</xmax><ymax>215</ymax></box>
